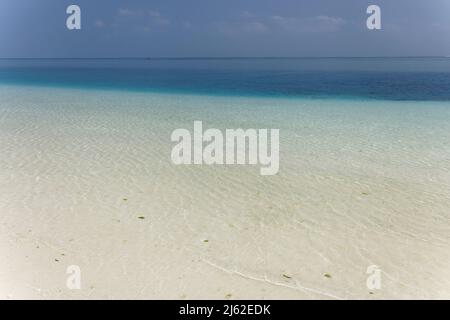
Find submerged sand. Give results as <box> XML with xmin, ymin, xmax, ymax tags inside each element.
<box><xmin>0</xmin><ymin>84</ymin><xmax>449</xmax><ymax>299</ymax></box>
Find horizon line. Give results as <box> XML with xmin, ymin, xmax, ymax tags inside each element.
<box><xmin>0</xmin><ymin>56</ymin><xmax>449</xmax><ymax>60</ymax></box>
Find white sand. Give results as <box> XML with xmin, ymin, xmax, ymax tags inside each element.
<box><xmin>0</xmin><ymin>85</ymin><xmax>449</xmax><ymax>299</ymax></box>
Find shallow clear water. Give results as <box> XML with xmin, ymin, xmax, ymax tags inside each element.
<box><xmin>0</xmin><ymin>83</ymin><xmax>449</xmax><ymax>299</ymax></box>
<box><xmin>0</xmin><ymin>58</ymin><xmax>449</xmax><ymax>299</ymax></box>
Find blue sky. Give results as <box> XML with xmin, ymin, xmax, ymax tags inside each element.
<box><xmin>0</xmin><ymin>0</ymin><xmax>449</xmax><ymax>57</ymax></box>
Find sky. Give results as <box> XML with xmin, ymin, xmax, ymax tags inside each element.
<box><xmin>0</xmin><ymin>0</ymin><xmax>449</xmax><ymax>58</ymax></box>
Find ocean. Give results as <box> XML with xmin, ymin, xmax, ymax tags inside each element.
<box><xmin>1</xmin><ymin>57</ymin><xmax>450</xmax><ymax>100</ymax></box>
<box><xmin>0</xmin><ymin>58</ymin><xmax>449</xmax><ymax>299</ymax></box>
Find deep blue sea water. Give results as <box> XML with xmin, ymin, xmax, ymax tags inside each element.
<box><xmin>1</xmin><ymin>57</ymin><xmax>450</xmax><ymax>100</ymax></box>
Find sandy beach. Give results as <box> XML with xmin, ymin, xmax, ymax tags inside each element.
<box><xmin>0</xmin><ymin>84</ymin><xmax>449</xmax><ymax>299</ymax></box>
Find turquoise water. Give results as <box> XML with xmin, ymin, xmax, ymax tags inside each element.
<box><xmin>1</xmin><ymin>61</ymin><xmax>450</xmax><ymax>299</ymax></box>
<box><xmin>1</xmin><ymin>57</ymin><xmax>450</xmax><ymax>100</ymax></box>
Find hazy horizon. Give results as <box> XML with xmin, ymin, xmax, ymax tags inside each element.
<box><xmin>1</xmin><ymin>56</ymin><xmax>450</xmax><ymax>60</ymax></box>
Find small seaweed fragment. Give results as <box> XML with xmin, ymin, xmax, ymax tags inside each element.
<box><xmin>138</xmin><ymin>216</ymin><xmax>145</xmax><ymax>220</ymax></box>
<box><xmin>203</xmin><ymin>239</ymin><xmax>209</xmax><ymax>243</ymax></box>
<box><xmin>324</xmin><ymin>273</ymin><xmax>332</xmax><ymax>278</ymax></box>
<box><xmin>282</xmin><ymin>274</ymin><xmax>292</xmax><ymax>279</ymax></box>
